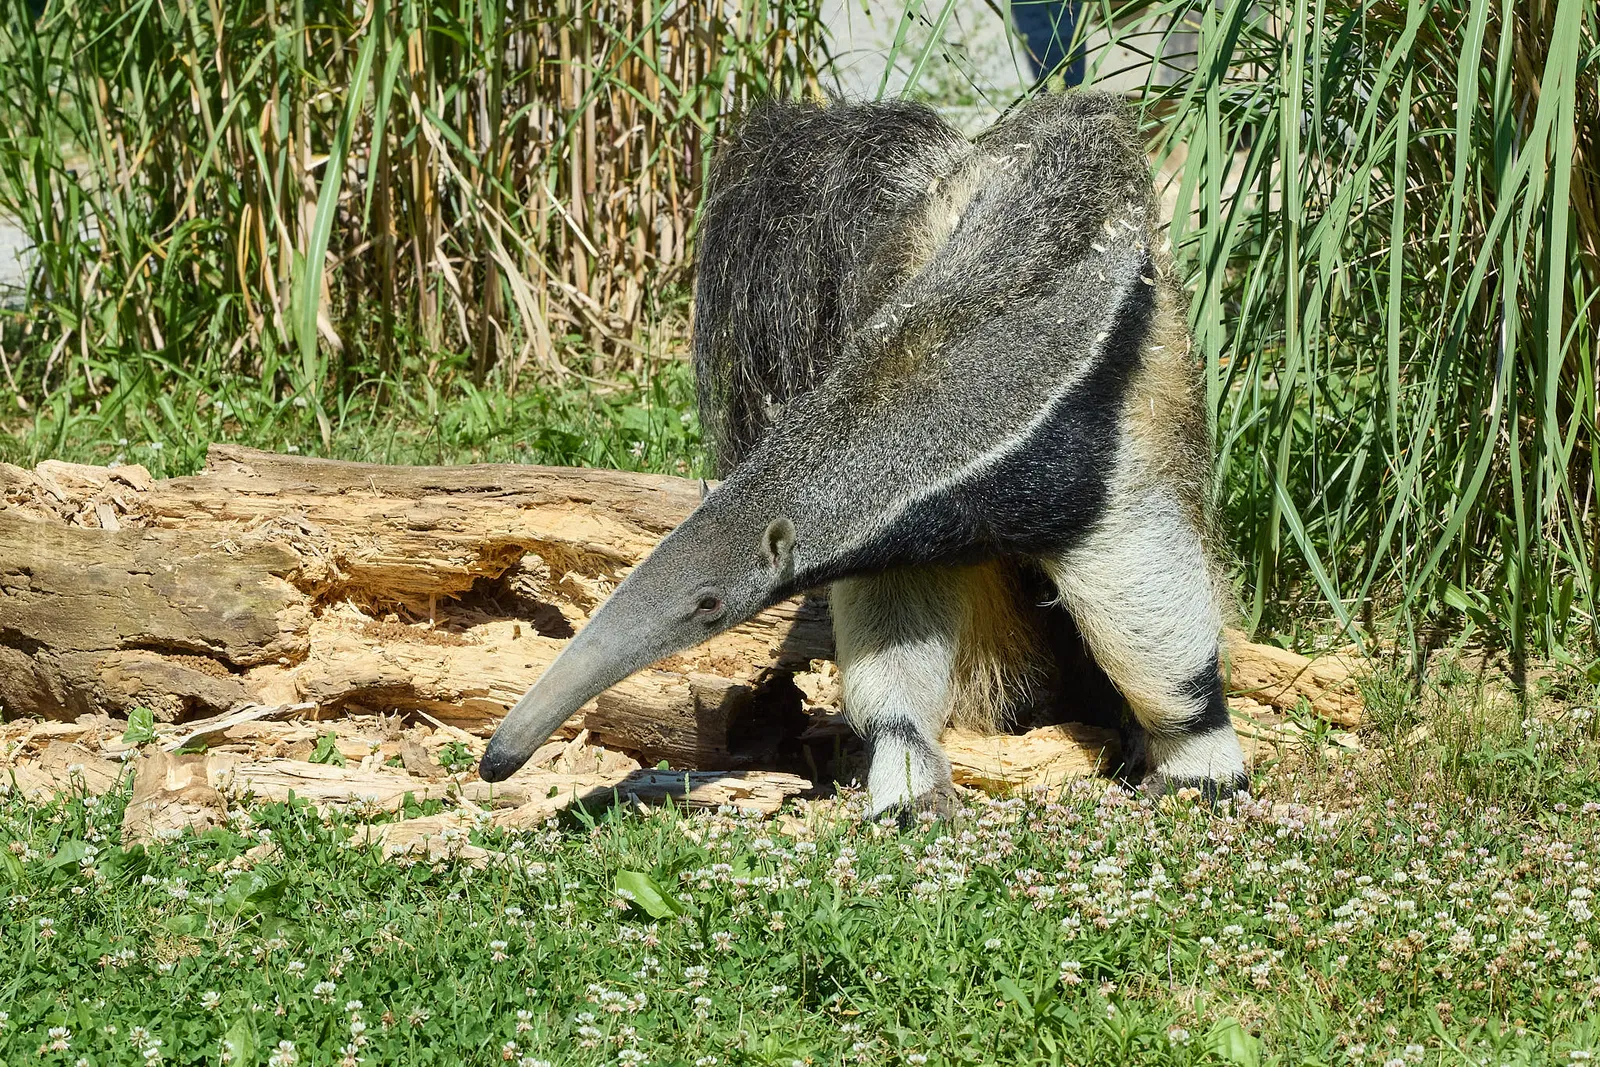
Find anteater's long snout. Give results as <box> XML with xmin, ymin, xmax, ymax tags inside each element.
<box><xmin>479</xmin><ymin>621</ymin><xmax>637</xmax><ymax>783</ymax></box>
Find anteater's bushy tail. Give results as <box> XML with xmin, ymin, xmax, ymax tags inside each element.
<box><xmin>691</xmin><ymin>99</ymin><xmax>970</xmax><ymax>474</ymax></box>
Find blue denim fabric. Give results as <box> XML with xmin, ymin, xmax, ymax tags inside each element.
<box><xmin>1010</xmin><ymin>0</ymin><xmax>1086</xmax><ymax>86</ymax></box>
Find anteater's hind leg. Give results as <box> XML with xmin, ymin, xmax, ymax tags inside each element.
<box><xmin>1040</xmin><ymin>488</ymin><xmax>1248</xmax><ymax>799</ymax></box>
<box><xmin>832</xmin><ymin>567</ymin><xmax>962</xmax><ymax>819</ymax></box>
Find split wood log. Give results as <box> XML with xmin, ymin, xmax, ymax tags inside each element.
<box><xmin>36</xmin><ymin>741</ymin><xmax>125</xmax><ymax>796</ymax></box>
<box><xmin>0</xmin><ymin>446</ymin><xmax>833</xmax><ymax>767</ymax></box>
<box><xmin>0</xmin><ymin>447</ymin><xmax>1363</xmax><ymax>779</ymax></box>
<box><xmin>944</xmin><ymin>723</ymin><xmax>1119</xmax><ymax>792</ymax></box>
<box><xmin>1223</xmin><ymin>631</ymin><xmax>1364</xmax><ymax>728</ymax></box>
<box><xmin>163</xmin><ymin>702</ymin><xmax>315</xmax><ymax>752</ymax></box>
<box><xmin>122</xmin><ymin>750</ymin><xmax>229</xmax><ymax>845</ymax></box>
<box><xmin>0</xmin><ymin>509</ymin><xmax>310</xmax><ymax>721</ymax></box>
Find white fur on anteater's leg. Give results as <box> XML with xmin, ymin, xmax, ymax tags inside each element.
<box><xmin>832</xmin><ymin>568</ymin><xmax>962</xmax><ymax>818</ymax></box>
<box><xmin>1041</xmin><ymin>487</ymin><xmax>1248</xmax><ymax>799</ymax></box>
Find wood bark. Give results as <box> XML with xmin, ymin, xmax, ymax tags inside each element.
<box><xmin>0</xmin><ymin>446</ymin><xmax>1361</xmax><ymax>776</ymax></box>
<box><xmin>1</xmin><ymin>446</ymin><xmax>832</xmax><ymax>768</ymax></box>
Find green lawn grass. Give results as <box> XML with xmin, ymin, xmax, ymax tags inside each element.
<box><xmin>5</xmin><ymin>679</ymin><xmax>1600</xmax><ymax>1067</ymax></box>
<box><xmin>0</xmin><ymin>359</ymin><xmax>707</xmax><ymax>481</ymax></box>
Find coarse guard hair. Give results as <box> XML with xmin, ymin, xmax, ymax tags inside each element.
<box><xmin>693</xmin><ymin>99</ymin><xmax>972</xmax><ymax>475</ymax></box>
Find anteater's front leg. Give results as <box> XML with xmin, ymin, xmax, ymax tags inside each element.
<box><xmin>831</xmin><ymin>567</ymin><xmax>962</xmax><ymax>819</ymax></box>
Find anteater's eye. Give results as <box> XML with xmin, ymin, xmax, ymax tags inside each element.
<box><xmin>697</xmin><ymin>596</ymin><xmax>723</xmax><ymax>614</ymax></box>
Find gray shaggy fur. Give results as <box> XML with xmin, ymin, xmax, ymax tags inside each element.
<box><xmin>693</xmin><ymin>100</ymin><xmax>970</xmax><ymax>475</ymax></box>
<box><xmin>694</xmin><ymin>92</ymin><xmax>1168</xmax><ymax>578</ymax></box>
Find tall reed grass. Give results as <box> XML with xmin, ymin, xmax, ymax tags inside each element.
<box><xmin>0</xmin><ymin>0</ymin><xmax>822</xmax><ymax>438</ymax></box>
<box><xmin>4</xmin><ymin>0</ymin><xmax>1596</xmax><ymax>665</ymax></box>
<box><xmin>1065</xmin><ymin>0</ymin><xmax>1595</xmax><ymax>669</ymax></box>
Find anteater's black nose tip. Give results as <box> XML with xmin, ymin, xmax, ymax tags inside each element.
<box><xmin>478</xmin><ymin>742</ymin><xmax>523</xmax><ymax>783</ymax></box>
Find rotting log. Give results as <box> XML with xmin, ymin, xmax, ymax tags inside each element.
<box><xmin>0</xmin><ymin>446</ymin><xmax>834</xmax><ymax>768</ymax></box>
<box><xmin>0</xmin><ymin>447</ymin><xmax>1362</xmax><ymax>778</ymax></box>
<box><xmin>0</xmin><ymin>509</ymin><xmax>310</xmax><ymax>720</ymax></box>
<box><xmin>1223</xmin><ymin>631</ymin><xmax>1363</xmax><ymax>728</ymax></box>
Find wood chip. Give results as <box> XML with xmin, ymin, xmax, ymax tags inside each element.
<box><xmin>399</xmin><ymin>739</ymin><xmax>448</xmax><ymax>778</ymax></box>
<box><xmin>163</xmin><ymin>702</ymin><xmax>314</xmax><ymax>752</ymax></box>
<box><xmin>359</xmin><ymin>769</ymin><xmax>814</xmax><ymax>866</ymax></box>
<box><xmin>493</xmin><ymin>768</ymin><xmax>814</xmax><ymax>828</ymax></box>
<box><xmin>121</xmin><ymin>751</ymin><xmax>230</xmax><ymax>845</ymax></box>
<box><xmin>37</xmin><ymin>741</ymin><xmax>126</xmax><ymax>795</ymax></box>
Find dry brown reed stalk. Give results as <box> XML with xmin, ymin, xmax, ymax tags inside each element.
<box><xmin>0</xmin><ymin>0</ymin><xmax>826</xmax><ymax>404</ymax></box>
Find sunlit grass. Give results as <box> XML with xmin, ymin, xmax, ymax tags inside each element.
<box><xmin>0</xmin><ymin>353</ymin><xmax>706</xmax><ymax>480</ymax></box>
<box><xmin>4</xmin><ymin>674</ymin><xmax>1600</xmax><ymax>1065</ymax></box>
<box><xmin>1102</xmin><ymin>0</ymin><xmax>1597</xmax><ymax>667</ymax></box>
<box><xmin>0</xmin><ymin>0</ymin><xmax>822</xmax><ymax>442</ymax></box>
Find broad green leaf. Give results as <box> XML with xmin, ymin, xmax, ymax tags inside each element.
<box><xmin>223</xmin><ymin>1015</ymin><xmax>257</xmax><ymax>1065</ymax></box>
<box><xmin>0</xmin><ymin>848</ymin><xmax>25</xmax><ymax>884</ymax></box>
<box><xmin>122</xmin><ymin>707</ymin><xmax>156</xmax><ymax>745</ymax></box>
<box><xmin>614</xmin><ymin>870</ymin><xmax>680</xmax><ymax>920</ymax></box>
<box><xmin>309</xmin><ymin>733</ymin><xmax>346</xmax><ymax>767</ymax></box>
<box><xmin>995</xmin><ymin>977</ymin><xmax>1034</xmax><ymax>1019</ymax></box>
<box><xmin>1205</xmin><ymin>1018</ymin><xmax>1262</xmax><ymax>1067</ymax></box>
<box><xmin>47</xmin><ymin>840</ymin><xmax>91</xmax><ymax>869</ymax></box>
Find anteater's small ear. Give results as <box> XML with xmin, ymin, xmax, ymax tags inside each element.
<box><xmin>761</xmin><ymin>516</ymin><xmax>796</xmax><ymax>578</ymax></box>
<box><xmin>699</xmin><ymin>478</ymin><xmax>711</xmax><ymax>501</ymax></box>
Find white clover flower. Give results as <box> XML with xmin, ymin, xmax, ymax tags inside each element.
<box><xmin>984</xmin><ymin>937</ymin><xmax>1003</xmax><ymax>951</ymax></box>
<box><xmin>200</xmin><ymin>991</ymin><xmax>222</xmax><ymax>1011</ymax></box>
<box><xmin>1058</xmin><ymin>959</ymin><xmax>1084</xmax><ymax>985</ymax></box>
<box><xmin>268</xmin><ymin>1040</ymin><xmax>298</xmax><ymax>1067</ymax></box>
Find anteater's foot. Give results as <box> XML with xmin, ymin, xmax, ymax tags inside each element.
<box><xmin>1140</xmin><ymin>770</ymin><xmax>1251</xmax><ymax>805</ymax></box>
<box><xmin>876</xmin><ymin>784</ymin><xmax>966</xmax><ymax>829</ymax></box>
